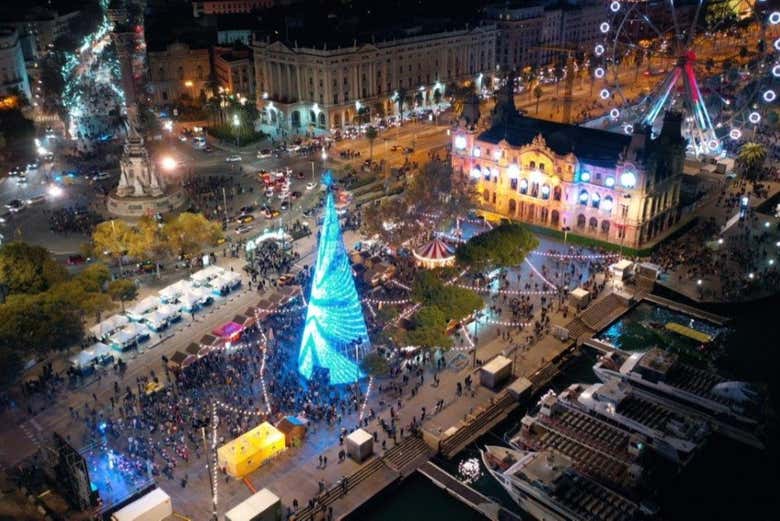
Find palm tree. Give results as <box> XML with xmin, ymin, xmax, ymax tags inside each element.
<box><xmin>365</xmin><ymin>126</ymin><xmax>378</xmax><ymax>162</ymax></box>
<box><xmin>533</xmin><ymin>84</ymin><xmax>543</xmax><ymax>114</ymax></box>
<box><xmin>396</xmin><ymin>86</ymin><xmax>407</xmax><ymax>125</ymax></box>
<box><xmin>736</xmin><ymin>142</ymin><xmax>767</xmax><ymax>182</ymax></box>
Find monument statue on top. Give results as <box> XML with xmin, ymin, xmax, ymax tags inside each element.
<box><xmin>108</xmin><ymin>104</ymin><xmax>186</xmax><ymax>217</ymax></box>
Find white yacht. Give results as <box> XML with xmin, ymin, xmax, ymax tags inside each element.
<box><xmin>481</xmin><ymin>445</ymin><xmax>651</xmax><ymax>521</ymax></box>
<box><xmin>594</xmin><ymin>349</ymin><xmax>765</xmax><ymax>448</ymax></box>
<box><xmin>560</xmin><ymin>382</ymin><xmax>708</xmax><ymax>464</ymax></box>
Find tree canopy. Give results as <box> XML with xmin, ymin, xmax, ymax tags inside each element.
<box><xmin>404</xmin><ymin>270</ymin><xmax>483</xmax><ymax>349</ymax></box>
<box><xmin>91</xmin><ymin>213</ymin><xmax>222</xmax><ymax>261</ymax></box>
<box><xmin>456</xmin><ymin>222</ymin><xmax>538</xmax><ymax>268</ymax></box>
<box><xmin>0</xmin><ymin>242</ymin><xmax>68</xmax><ymax>294</ymax></box>
<box><xmin>0</xmin><ymin>242</ymin><xmax>118</xmax><ymax>387</ymax></box>
<box><xmin>735</xmin><ymin>142</ymin><xmax>767</xmax><ymax>182</ymax></box>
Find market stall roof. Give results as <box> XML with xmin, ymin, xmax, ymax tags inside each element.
<box><xmin>233</xmin><ymin>314</ymin><xmax>254</xmax><ymax>327</ymax></box>
<box><xmin>69</xmin><ymin>349</ymin><xmax>96</xmax><ymax>368</ymax></box>
<box><xmin>90</xmin><ymin>314</ymin><xmax>129</xmax><ymax>338</ymax></box>
<box><xmin>159</xmin><ymin>279</ymin><xmax>191</xmax><ymax>301</ymax></box>
<box><xmin>191</xmin><ymin>265</ymin><xmax>225</xmax><ymax>285</ymax></box>
<box><xmin>127</xmin><ymin>296</ymin><xmax>159</xmax><ymax>319</ymax></box>
<box><xmin>156</xmin><ymin>303</ymin><xmax>180</xmax><ymax>318</ymax></box>
<box><xmin>570</xmin><ymin>287</ymin><xmax>590</xmax><ymax>299</ymax></box>
<box><xmin>178</xmin><ymin>292</ymin><xmax>200</xmax><ymax>310</ymax></box>
<box><xmin>169</xmin><ymin>351</ymin><xmax>188</xmax><ymax>366</ymax></box>
<box><xmin>200</xmin><ymin>334</ymin><xmax>220</xmax><ymax>346</ymax></box>
<box><xmin>213</xmin><ymin>321</ymin><xmax>243</xmax><ymax>338</ymax></box>
<box><xmin>186</xmin><ymin>342</ymin><xmax>201</xmax><ymax>356</ymax></box>
<box><xmin>123</xmin><ymin>322</ymin><xmax>149</xmax><ymax>337</ymax></box>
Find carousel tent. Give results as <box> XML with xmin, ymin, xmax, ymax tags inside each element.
<box><xmin>217</xmin><ymin>422</ymin><xmax>285</xmax><ymax>477</ymax></box>
<box><xmin>413</xmin><ymin>237</ymin><xmax>456</xmax><ymax>269</ymax></box>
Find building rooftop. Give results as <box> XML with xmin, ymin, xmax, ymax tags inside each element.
<box><xmin>478</xmin><ymin>115</ymin><xmax>632</xmax><ymax>168</ymax></box>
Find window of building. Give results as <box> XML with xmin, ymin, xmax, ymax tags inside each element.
<box><xmin>519</xmin><ymin>178</ymin><xmax>528</xmax><ymax>195</ymax></box>
<box><xmin>541</xmin><ymin>184</ymin><xmax>550</xmax><ymax>200</ymax></box>
<box><xmin>578</xmin><ymin>190</ymin><xmax>589</xmax><ymax>205</ymax></box>
<box><xmin>591</xmin><ymin>192</ymin><xmax>600</xmax><ymax>209</ymax></box>
<box><xmin>510</xmin><ymin>178</ymin><xmax>518</xmax><ymax>190</ymax></box>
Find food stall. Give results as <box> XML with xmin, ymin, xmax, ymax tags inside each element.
<box><xmin>275</xmin><ymin>416</ymin><xmax>308</xmax><ymax>447</ymax></box>
<box><xmin>213</xmin><ymin>321</ymin><xmax>244</xmax><ymax>344</ymax></box>
<box><xmin>217</xmin><ymin>422</ymin><xmax>285</xmax><ymax>477</ymax></box>
<box><xmin>191</xmin><ymin>265</ymin><xmax>225</xmax><ymax>287</ymax></box>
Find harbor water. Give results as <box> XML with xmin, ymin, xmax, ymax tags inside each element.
<box><xmin>349</xmin><ymin>292</ymin><xmax>780</xmax><ymax>520</ymax></box>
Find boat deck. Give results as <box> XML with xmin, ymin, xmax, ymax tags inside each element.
<box><xmin>616</xmin><ymin>394</ymin><xmax>684</xmax><ymax>431</ymax></box>
<box><xmin>554</xmin><ymin>473</ymin><xmax>638</xmax><ymax>521</ymax></box>
<box><xmin>666</xmin><ymin>363</ymin><xmax>727</xmax><ymax>403</ymax></box>
<box><xmin>515</xmin><ymin>410</ymin><xmax>638</xmax><ymax>490</ymax></box>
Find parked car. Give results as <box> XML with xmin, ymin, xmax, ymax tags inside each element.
<box><xmin>235</xmin><ymin>224</ymin><xmax>254</xmax><ymax>234</ymax></box>
<box><xmin>225</xmin><ymin>154</ymin><xmax>242</xmax><ymax>162</ymax></box>
<box><xmin>92</xmin><ymin>171</ymin><xmax>111</xmax><ymax>181</ymax></box>
<box><xmin>67</xmin><ymin>255</ymin><xmax>86</xmax><ymax>265</ymax></box>
<box><xmin>257</xmin><ymin>149</ymin><xmax>272</xmax><ymax>158</ymax></box>
<box><xmin>238</xmin><ymin>214</ymin><xmax>255</xmax><ymax>224</ymax></box>
<box><xmin>239</xmin><ymin>205</ymin><xmax>255</xmax><ymax>214</ymax></box>
<box><xmin>278</xmin><ymin>274</ymin><xmax>294</xmax><ymax>285</ymax></box>
<box><xmin>306</xmin><ymin>182</ymin><xmax>317</xmax><ymax>191</ymax></box>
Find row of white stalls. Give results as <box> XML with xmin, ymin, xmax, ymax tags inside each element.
<box><xmin>71</xmin><ymin>267</ymin><xmax>242</xmax><ymax>374</ymax></box>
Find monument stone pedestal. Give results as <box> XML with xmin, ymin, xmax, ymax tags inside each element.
<box><xmin>108</xmin><ymin>107</ymin><xmax>186</xmax><ymax>218</ymax></box>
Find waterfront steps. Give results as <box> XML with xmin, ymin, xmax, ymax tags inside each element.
<box><xmin>439</xmin><ymin>391</ymin><xmax>519</xmax><ymax>459</ymax></box>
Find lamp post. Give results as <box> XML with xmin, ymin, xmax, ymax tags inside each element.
<box><xmin>232</xmin><ymin>113</ymin><xmax>240</xmax><ymax>151</ymax></box>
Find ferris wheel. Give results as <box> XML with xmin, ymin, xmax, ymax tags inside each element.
<box><xmin>592</xmin><ymin>0</ymin><xmax>780</xmax><ymax>155</ymax></box>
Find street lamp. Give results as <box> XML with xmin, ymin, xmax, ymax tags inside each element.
<box><xmin>232</xmin><ymin>113</ymin><xmax>240</xmax><ymax>150</ymax></box>
<box><xmin>160</xmin><ymin>156</ymin><xmax>177</xmax><ymax>172</ymax></box>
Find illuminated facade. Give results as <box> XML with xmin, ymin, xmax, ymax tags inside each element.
<box><xmin>451</xmin><ymin>83</ymin><xmax>685</xmax><ymax>250</ymax></box>
<box><xmin>298</xmin><ymin>175</ymin><xmax>368</xmax><ymax>385</ymax></box>
<box><xmin>147</xmin><ymin>42</ymin><xmax>210</xmax><ymax>104</ymax></box>
<box><xmin>252</xmin><ymin>24</ymin><xmax>496</xmax><ymax>130</ymax></box>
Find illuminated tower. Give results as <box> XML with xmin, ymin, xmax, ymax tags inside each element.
<box><xmin>298</xmin><ymin>173</ymin><xmax>368</xmax><ymax>385</ymax></box>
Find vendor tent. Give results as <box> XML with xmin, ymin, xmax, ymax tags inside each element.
<box><xmin>185</xmin><ymin>342</ymin><xmax>211</xmax><ymax>358</ymax></box>
<box><xmin>158</xmin><ymin>280</ymin><xmax>191</xmax><ymax>303</ymax></box>
<box><xmin>217</xmin><ymin>422</ymin><xmax>285</xmax><ymax>477</ymax></box>
<box><xmin>191</xmin><ymin>265</ymin><xmax>225</xmax><ymax>287</ymax></box>
<box><xmin>213</xmin><ymin>321</ymin><xmax>244</xmax><ymax>343</ymax></box>
<box><xmin>275</xmin><ymin>416</ymin><xmax>308</xmax><ymax>447</ymax></box>
<box><xmin>90</xmin><ymin>315</ymin><xmax>129</xmax><ymax>339</ymax></box>
<box><xmin>167</xmin><ymin>351</ymin><xmax>188</xmax><ymax>371</ymax></box>
<box><xmin>127</xmin><ymin>296</ymin><xmax>159</xmax><ymax>321</ymax></box>
<box><xmin>143</xmin><ymin>311</ymin><xmax>169</xmax><ymax>332</ymax></box>
<box><xmin>190</xmin><ymin>285</ymin><xmax>214</xmax><ymax>305</ymax></box>
<box><xmin>178</xmin><ymin>292</ymin><xmax>200</xmax><ymax>312</ymax></box>
<box><xmin>232</xmin><ymin>314</ymin><xmax>255</xmax><ymax>328</ymax></box>
<box><xmin>156</xmin><ymin>303</ymin><xmax>181</xmax><ymax>323</ymax></box>
<box><xmin>69</xmin><ymin>349</ymin><xmax>97</xmax><ymax>371</ymax></box>
<box><xmin>200</xmin><ymin>334</ymin><xmax>221</xmax><ymax>349</ymax></box>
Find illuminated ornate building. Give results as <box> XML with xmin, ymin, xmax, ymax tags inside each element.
<box><xmin>451</xmin><ymin>82</ymin><xmax>685</xmax><ymax>250</ymax></box>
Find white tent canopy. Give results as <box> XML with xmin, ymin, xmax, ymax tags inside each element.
<box><xmin>90</xmin><ymin>314</ymin><xmax>129</xmax><ymax>339</ymax></box>
<box><xmin>191</xmin><ymin>265</ymin><xmax>225</xmax><ymax>286</ymax></box>
<box><xmin>143</xmin><ymin>311</ymin><xmax>169</xmax><ymax>331</ymax></box>
<box><xmin>127</xmin><ymin>296</ymin><xmax>159</xmax><ymax>320</ymax></box>
<box><xmin>159</xmin><ymin>280</ymin><xmax>191</xmax><ymax>303</ymax></box>
<box><xmin>177</xmin><ymin>292</ymin><xmax>200</xmax><ymax>311</ymax></box>
<box><xmin>156</xmin><ymin>303</ymin><xmax>181</xmax><ymax>321</ymax></box>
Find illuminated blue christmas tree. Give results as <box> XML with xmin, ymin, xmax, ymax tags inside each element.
<box><xmin>298</xmin><ymin>172</ymin><xmax>368</xmax><ymax>385</ymax></box>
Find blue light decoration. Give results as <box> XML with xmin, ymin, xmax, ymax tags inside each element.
<box><xmin>298</xmin><ymin>171</ymin><xmax>369</xmax><ymax>385</ymax></box>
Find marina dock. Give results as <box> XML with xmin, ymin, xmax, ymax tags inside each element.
<box><xmin>418</xmin><ymin>461</ymin><xmax>523</xmax><ymax>521</ymax></box>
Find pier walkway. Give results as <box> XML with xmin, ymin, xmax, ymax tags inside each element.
<box><xmin>418</xmin><ymin>462</ymin><xmax>523</xmax><ymax>521</ymax></box>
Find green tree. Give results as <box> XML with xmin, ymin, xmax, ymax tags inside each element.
<box><xmin>0</xmin><ymin>242</ymin><xmax>67</xmax><ymax>295</ymax></box>
<box><xmin>365</xmin><ymin>126</ymin><xmax>378</xmax><ymax>162</ymax></box>
<box><xmin>77</xmin><ymin>263</ymin><xmax>111</xmax><ymax>292</ymax></box>
<box><xmin>533</xmin><ymin>84</ymin><xmax>543</xmax><ymax>114</ymax></box>
<box><xmin>412</xmin><ymin>271</ymin><xmax>483</xmax><ymax>323</ymax></box>
<box><xmin>163</xmin><ymin>212</ymin><xmax>223</xmax><ymax>256</ymax></box>
<box><xmin>456</xmin><ymin>222</ymin><xmax>539</xmax><ymax>269</ymax></box>
<box><xmin>108</xmin><ymin>279</ymin><xmax>138</xmax><ymax>312</ymax></box>
<box><xmin>0</xmin><ymin>293</ymin><xmax>84</xmax><ymax>356</ymax></box>
<box><xmin>735</xmin><ymin>142</ymin><xmax>767</xmax><ymax>182</ymax></box>
<box><xmin>406</xmin><ymin>305</ymin><xmax>452</xmax><ymax>349</ymax></box>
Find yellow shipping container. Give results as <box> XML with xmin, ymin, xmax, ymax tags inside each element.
<box><xmin>217</xmin><ymin>422</ymin><xmax>286</xmax><ymax>477</ymax></box>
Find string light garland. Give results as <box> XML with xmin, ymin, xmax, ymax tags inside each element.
<box><xmin>530</xmin><ymin>251</ymin><xmax>620</xmax><ymax>260</ymax></box>
<box><xmin>451</xmin><ymin>283</ymin><xmax>558</xmax><ymax>296</ymax></box>
<box><xmin>359</xmin><ymin>377</ymin><xmax>373</xmax><ymax>422</ymax></box>
<box><xmin>524</xmin><ymin>258</ymin><xmax>558</xmax><ymax>290</ymax></box>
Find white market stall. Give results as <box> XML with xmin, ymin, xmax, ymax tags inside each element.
<box><xmin>177</xmin><ymin>292</ymin><xmax>201</xmax><ymax>312</ymax></box>
<box><xmin>156</xmin><ymin>303</ymin><xmax>182</xmax><ymax>324</ymax></box>
<box><xmin>190</xmin><ymin>285</ymin><xmax>214</xmax><ymax>306</ymax></box>
<box><xmin>210</xmin><ymin>272</ymin><xmax>242</xmax><ymax>295</ymax></box>
<box><xmin>159</xmin><ymin>280</ymin><xmax>191</xmax><ymax>303</ymax></box>
<box><xmin>108</xmin><ymin>323</ymin><xmax>150</xmax><ymax>352</ymax></box>
<box><xmin>142</xmin><ymin>311</ymin><xmax>169</xmax><ymax>332</ymax></box>
<box><xmin>127</xmin><ymin>296</ymin><xmax>160</xmax><ymax>321</ymax></box>
<box><xmin>191</xmin><ymin>265</ymin><xmax>225</xmax><ymax>287</ymax></box>
<box><xmin>110</xmin><ymin>487</ymin><xmax>172</xmax><ymax>521</ymax></box>
<box><xmin>90</xmin><ymin>314</ymin><xmax>129</xmax><ymax>340</ymax></box>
